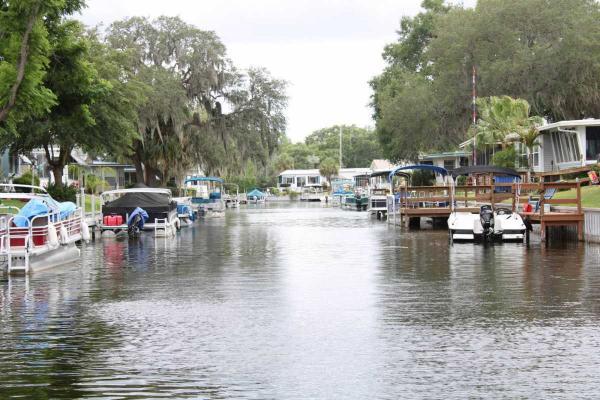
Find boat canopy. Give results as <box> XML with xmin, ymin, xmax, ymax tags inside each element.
<box><xmin>185</xmin><ymin>177</ymin><xmax>224</xmax><ymax>184</ymax></box>
<box><xmin>387</xmin><ymin>165</ymin><xmax>449</xmax><ymax>182</ymax></box>
<box><xmin>376</xmin><ymin>170</ymin><xmax>411</xmax><ymax>179</ymax></box>
<box><xmin>247</xmin><ymin>189</ymin><xmax>266</xmax><ymax>198</ymax></box>
<box><xmin>451</xmin><ymin>166</ymin><xmax>521</xmax><ymax>178</ymax></box>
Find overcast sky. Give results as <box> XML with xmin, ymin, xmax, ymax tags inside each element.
<box><xmin>78</xmin><ymin>0</ymin><xmax>475</xmax><ymax>142</ymax></box>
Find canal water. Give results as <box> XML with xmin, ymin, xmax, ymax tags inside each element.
<box><xmin>1</xmin><ymin>203</ymin><xmax>600</xmax><ymax>399</ymax></box>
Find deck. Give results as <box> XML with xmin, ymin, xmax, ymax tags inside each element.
<box><xmin>390</xmin><ymin>181</ymin><xmax>587</xmax><ymax>241</ymax></box>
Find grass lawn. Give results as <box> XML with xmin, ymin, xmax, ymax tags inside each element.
<box><xmin>0</xmin><ymin>196</ymin><xmax>102</xmax><ymax>213</ymax></box>
<box><xmin>552</xmin><ymin>185</ymin><xmax>600</xmax><ymax>208</ymax></box>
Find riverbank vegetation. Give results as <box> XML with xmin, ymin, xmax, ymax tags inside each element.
<box><xmin>371</xmin><ymin>0</ymin><xmax>600</xmax><ymax>161</ymax></box>
<box><xmin>1</xmin><ymin>3</ymin><xmax>287</xmax><ymax>188</ymax></box>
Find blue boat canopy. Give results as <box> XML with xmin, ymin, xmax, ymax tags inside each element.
<box><xmin>185</xmin><ymin>176</ymin><xmax>224</xmax><ymax>184</ymax></box>
<box><xmin>388</xmin><ymin>164</ymin><xmax>449</xmax><ymax>182</ymax></box>
<box><xmin>247</xmin><ymin>189</ymin><xmax>266</xmax><ymax>198</ymax></box>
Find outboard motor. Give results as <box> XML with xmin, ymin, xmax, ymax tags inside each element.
<box><xmin>479</xmin><ymin>205</ymin><xmax>494</xmax><ymax>237</ymax></box>
<box><xmin>127</xmin><ymin>207</ymin><xmax>149</xmax><ymax>238</ymax></box>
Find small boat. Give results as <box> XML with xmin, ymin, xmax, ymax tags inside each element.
<box><xmin>367</xmin><ymin>170</ymin><xmax>396</xmax><ymax>218</ymax></box>
<box><xmin>447</xmin><ymin>166</ymin><xmax>527</xmax><ymax>242</ymax></box>
<box><xmin>0</xmin><ymin>184</ymin><xmax>88</xmax><ymax>273</ymax></box>
<box><xmin>223</xmin><ymin>183</ymin><xmax>240</xmax><ymax>208</ymax></box>
<box><xmin>185</xmin><ymin>176</ymin><xmax>225</xmax><ymax>216</ymax></box>
<box><xmin>342</xmin><ymin>190</ymin><xmax>369</xmax><ymax>211</ymax></box>
<box><xmin>247</xmin><ymin>188</ymin><xmax>266</xmax><ymax>204</ymax></box>
<box><xmin>100</xmin><ymin>186</ymin><xmax>179</xmax><ymax>237</ymax></box>
<box><xmin>300</xmin><ymin>184</ymin><xmax>324</xmax><ymax>202</ymax></box>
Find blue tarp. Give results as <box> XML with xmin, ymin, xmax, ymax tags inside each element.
<box><xmin>14</xmin><ymin>198</ymin><xmax>77</xmax><ymax>228</ymax></box>
<box><xmin>247</xmin><ymin>189</ymin><xmax>266</xmax><ymax>198</ymax></box>
<box><xmin>127</xmin><ymin>207</ymin><xmax>148</xmax><ymax>229</ymax></box>
<box><xmin>177</xmin><ymin>204</ymin><xmax>195</xmax><ymax>221</ymax></box>
<box><xmin>388</xmin><ymin>165</ymin><xmax>449</xmax><ymax>182</ymax></box>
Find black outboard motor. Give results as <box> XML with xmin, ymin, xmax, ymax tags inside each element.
<box><xmin>480</xmin><ymin>205</ymin><xmax>494</xmax><ymax>237</ymax></box>
<box><xmin>127</xmin><ymin>213</ymin><xmax>142</xmax><ymax>237</ymax></box>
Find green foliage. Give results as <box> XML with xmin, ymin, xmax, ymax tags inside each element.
<box><xmin>372</xmin><ymin>0</ymin><xmax>600</xmax><ymax>161</ymax></box>
<box><xmin>276</xmin><ymin>125</ymin><xmax>382</xmax><ymax>171</ymax></box>
<box><xmin>319</xmin><ymin>158</ymin><xmax>339</xmax><ymax>187</ymax></box>
<box><xmin>456</xmin><ymin>175</ymin><xmax>467</xmax><ymax>186</ymax></box>
<box><xmin>84</xmin><ymin>174</ymin><xmax>108</xmax><ymax>194</ymax></box>
<box><xmin>492</xmin><ymin>147</ymin><xmax>517</xmax><ymax>168</ymax></box>
<box><xmin>410</xmin><ymin>170</ymin><xmax>435</xmax><ymax>186</ymax></box>
<box><xmin>12</xmin><ymin>171</ymin><xmax>40</xmax><ymax>187</ymax></box>
<box><xmin>0</xmin><ymin>0</ymin><xmax>85</xmax><ymax>128</ymax></box>
<box><xmin>46</xmin><ymin>182</ymin><xmax>77</xmax><ymax>202</ymax></box>
<box><xmin>103</xmin><ymin>16</ymin><xmax>287</xmax><ymax>186</ymax></box>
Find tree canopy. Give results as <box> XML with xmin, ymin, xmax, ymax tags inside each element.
<box><xmin>274</xmin><ymin>125</ymin><xmax>382</xmax><ymax>172</ymax></box>
<box><xmin>371</xmin><ymin>0</ymin><xmax>600</xmax><ymax>162</ymax></box>
<box><xmin>101</xmin><ymin>16</ymin><xmax>287</xmax><ymax>186</ymax></box>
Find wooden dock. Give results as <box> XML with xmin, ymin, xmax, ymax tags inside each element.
<box><xmin>389</xmin><ymin>180</ymin><xmax>587</xmax><ymax>241</ymax></box>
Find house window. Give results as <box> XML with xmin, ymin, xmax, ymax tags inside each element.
<box><xmin>308</xmin><ymin>176</ymin><xmax>320</xmax><ymax>184</ymax></box>
<box><xmin>586</xmin><ymin>127</ymin><xmax>600</xmax><ymax>161</ymax></box>
<box><xmin>459</xmin><ymin>157</ymin><xmax>469</xmax><ymax>167</ymax></box>
<box><xmin>296</xmin><ymin>176</ymin><xmax>306</xmax><ymax>187</ymax></box>
<box><xmin>550</xmin><ymin>131</ymin><xmax>581</xmax><ymax>164</ymax></box>
<box><xmin>516</xmin><ymin>143</ymin><xmax>540</xmax><ymax>168</ymax></box>
<box><xmin>443</xmin><ymin>160</ymin><xmax>455</xmax><ymax>171</ymax></box>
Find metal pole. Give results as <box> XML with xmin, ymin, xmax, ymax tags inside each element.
<box><xmin>339</xmin><ymin>126</ymin><xmax>343</xmax><ymax>168</ymax></box>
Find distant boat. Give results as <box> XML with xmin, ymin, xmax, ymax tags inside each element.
<box><xmin>0</xmin><ymin>184</ymin><xmax>87</xmax><ymax>273</ymax></box>
<box><xmin>185</xmin><ymin>176</ymin><xmax>225</xmax><ymax>216</ymax></box>
<box><xmin>300</xmin><ymin>184</ymin><xmax>324</xmax><ymax>202</ymax></box>
<box><xmin>247</xmin><ymin>188</ymin><xmax>266</xmax><ymax>204</ymax></box>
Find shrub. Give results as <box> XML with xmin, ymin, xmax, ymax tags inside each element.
<box><xmin>47</xmin><ymin>183</ymin><xmax>78</xmax><ymax>202</ymax></box>
<box><xmin>85</xmin><ymin>174</ymin><xmax>108</xmax><ymax>194</ymax></box>
<box><xmin>13</xmin><ymin>171</ymin><xmax>40</xmax><ymax>189</ymax></box>
<box><xmin>456</xmin><ymin>175</ymin><xmax>467</xmax><ymax>186</ymax></box>
<box><xmin>491</xmin><ymin>146</ymin><xmax>517</xmax><ymax>168</ymax></box>
<box><xmin>411</xmin><ymin>170</ymin><xmax>435</xmax><ymax>186</ymax></box>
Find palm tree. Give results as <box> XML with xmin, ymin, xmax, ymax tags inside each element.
<box><xmin>472</xmin><ymin>96</ymin><xmax>543</xmax><ymax>180</ymax></box>
<box><xmin>319</xmin><ymin>158</ymin><xmax>339</xmax><ymax>191</ymax></box>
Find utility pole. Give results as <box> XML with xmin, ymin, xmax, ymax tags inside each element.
<box><xmin>471</xmin><ymin>65</ymin><xmax>477</xmax><ymax>166</ymax></box>
<box><xmin>339</xmin><ymin>126</ymin><xmax>343</xmax><ymax>168</ymax></box>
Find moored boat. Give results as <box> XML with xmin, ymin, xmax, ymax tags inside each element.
<box><xmin>0</xmin><ymin>184</ymin><xmax>87</xmax><ymax>274</ymax></box>
<box><xmin>100</xmin><ymin>186</ymin><xmax>179</xmax><ymax>237</ymax></box>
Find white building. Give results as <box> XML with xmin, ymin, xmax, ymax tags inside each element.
<box><xmin>277</xmin><ymin>168</ymin><xmax>371</xmax><ymax>191</ymax></box>
<box><xmin>534</xmin><ymin>119</ymin><xmax>600</xmax><ymax>173</ymax></box>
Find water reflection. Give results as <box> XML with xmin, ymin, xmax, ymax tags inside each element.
<box><xmin>1</xmin><ymin>203</ymin><xmax>599</xmax><ymax>399</ymax></box>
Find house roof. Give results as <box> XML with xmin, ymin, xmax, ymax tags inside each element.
<box><xmin>419</xmin><ymin>150</ymin><xmax>468</xmax><ymax>160</ymax></box>
<box><xmin>370</xmin><ymin>159</ymin><xmax>394</xmax><ymax>171</ymax></box>
<box><xmin>279</xmin><ymin>169</ymin><xmax>321</xmax><ymax>176</ymax></box>
<box><xmin>538</xmin><ymin>119</ymin><xmax>600</xmax><ymax>131</ymax></box>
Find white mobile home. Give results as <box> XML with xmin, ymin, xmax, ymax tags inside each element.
<box><xmin>278</xmin><ymin>169</ymin><xmax>323</xmax><ymax>191</ymax></box>
<box><xmin>535</xmin><ymin>119</ymin><xmax>600</xmax><ymax>173</ymax></box>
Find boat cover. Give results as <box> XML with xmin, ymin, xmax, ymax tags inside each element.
<box><xmin>14</xmin><ymin>198</ymin><xmax>77</xmax><ymax>228</ymax></box>
<box><xmin>104</xmin><ymin>191</ymin><xmax>172</xmax><ymax>208</ymax></box>
<box><xmin>127</xmin><ymin>207</ymin><xmax>148</xmax><ymax>229</ymax></box>
<box><xmin>247</xmin><ymin>189</ymin><xmax>266</xmax><ymax>198</ymax></box>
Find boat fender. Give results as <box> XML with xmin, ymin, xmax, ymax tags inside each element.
<box><xmin>48</xmin><ymin>224</ymin><xmax>59</xmax><ymax>248</ymax></box>
<box><xmin>81</xmin><ymin>220</ymin><xmax>90</xmax><ymax>242</ymax></box>
<box><xmin>60</xmin><ymin>225</ymin><xmax>69</xmax><ymax>245</ymax></box>
<box><xmin>174</xmin><ymin>218</ymin><xmax>181</xmax><ymax>231</ymax></box>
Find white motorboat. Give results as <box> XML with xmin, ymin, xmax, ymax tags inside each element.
<box><xmin>0</xmin><ymin>184</ymin><xmax>88</xmax><ymax>273</ymax></box>
<box><xmin>447</xmin><ymin>166</ymin><xmax>527</xmax><ymax>242</ymax></box>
